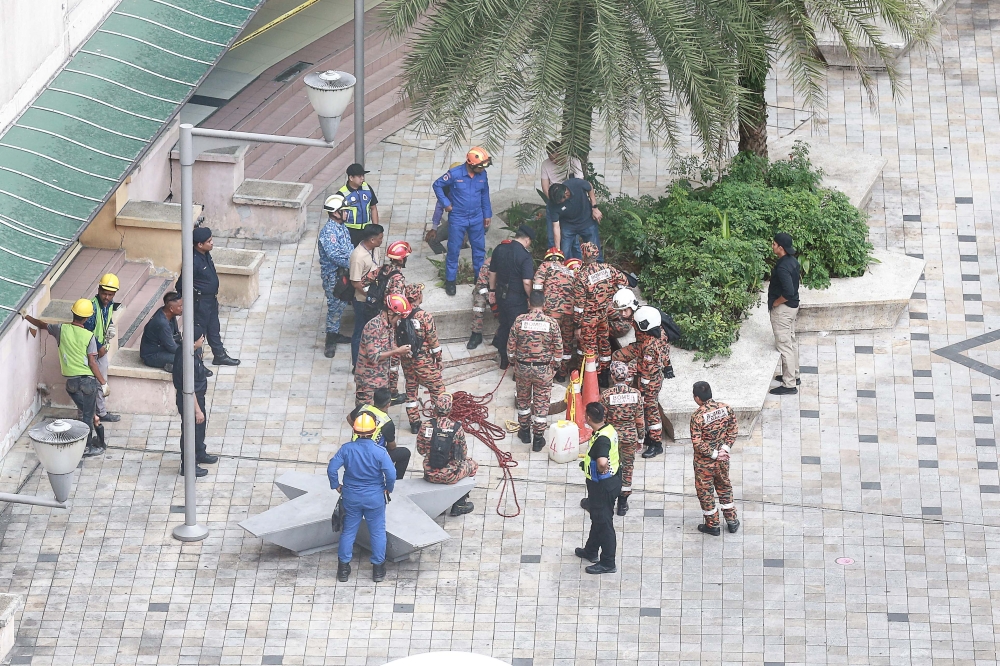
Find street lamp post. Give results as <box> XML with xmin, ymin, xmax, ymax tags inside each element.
<box><xmin>354</xmin><ymin>0</ymin><xmax>365</xmax><ymax>164</ymax></box>
<box><xmin>172</xmin><ymin>70</ymin><xmax>355</xmax><ymax>543</ymax></box>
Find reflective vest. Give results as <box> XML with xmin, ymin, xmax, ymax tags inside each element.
<box><xmin>90</xmin><ymin>297</ymin><xmax>113</xmax><ymax>347</ymax></box>
<box><xmin>58</xmin><ymin>324</ymin><xmax>95</xmax><ymax>378</ymax></box>
<box><xmin>583</xmin><ymin>424</ymin><xmax>619</xmax><ymax>481</ymax></box>
<box><xmin>352</xmin><ymin>404</ymin><xmax>390</xmax><ymax>447</ymax></box>
<box><xmin>338</xmin><ymin>182</ymin><xmax>375</xmax><ymax>230</ymax></box>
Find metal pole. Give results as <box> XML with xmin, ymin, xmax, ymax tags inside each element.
<box><xmin>173</xmin><ymin>123</ymin><xmax>208</xmax><ymax>543</ymax></box>
<box><xmin>0</xmin><ymin>493</ymin><xmax>66</xmax><ymax>509</ymax></box>
<box><xmin>354</xmin><ymin>0</ymin><xmax>365</xmax><ymax>164</ymax></box>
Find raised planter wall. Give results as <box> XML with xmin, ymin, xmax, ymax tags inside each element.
<box><xmin>213</xmin><ymin>247</ymin><xmax>266</xmax><ymax>309</ymax></box>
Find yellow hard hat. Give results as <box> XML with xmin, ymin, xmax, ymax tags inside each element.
<box><xmin>71</xmin><ymin>299</ymin><xmax>95</xmax><ymax>318</ymax></box>
<box><xmin>98</xmin><ymin>273</ymin><xmax>120</xmax><ymax>292</ymax></box>
<box><xmin>353</xmin><ymin>413</ymin><xmax>378</xmax><ymax>436</ymax></box>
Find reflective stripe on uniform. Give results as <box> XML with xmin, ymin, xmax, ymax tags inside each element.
<box><xmin>479</xmin><ymin>288</ymin><xmax>489</xmax><ymax>294</ymax></box>
<box><xmin>431</xmin><ymin>346</ymin><xmax>442</xmax><ymax>354</ymax></box>
<box><xmin>404</xmin><ymin>401</ymin><xmax>419</xmax><ymax>408</ymax></box>
<box><xmin>473</xmin><ymin>307</ymin><xmax>485</xmax><ymax>312</ymax></box>
<box><xmin>719</xmin><ymin>503</ymin><xmax>735</xmax><ymax>509</ymax></box>
<box><xmin>532</xmin><ymin>415</ymin><xmax>547</xmax><ymax>423</ymax></box>
<box><xmin>649</xmin><ymin>423</ymin><xmax>662</xmax><ymax>431</ymax></box>
<box><xmin>598</xmin><ymin>356</ymin><xmax>611</xmax><ymax>362</ymax></box>
<box><xmin>703</xmin><ymin>507</ymin><xmax>718</xmax><ymax>515</ymax></box>
<box><xmin>532</xmin><ymin>283</ymin><xmax>543</xmax><ymax>290</ymax></box>
<box><xmin>621</xmin><ymin>484</ymin><xmax>631</xmax><ymax>492</ymax></box>
<box><xmin>573</xmin><ymin>306</ymin><xmax>584</xmax><ymax>313</ymax></box>
<box><xmin>517</xmin><ymin>408</ymin><xmax>531</xmax><ymax>416</ymax></box>
<box><xmin>561</xmin><ymin>354</ymin><xmax>572</xmax><ymax>360</ymax></box>
<box><xmin>640</xmin><ymin>378</ymin><xmax>651</xmax><ymax>384</ymax></box>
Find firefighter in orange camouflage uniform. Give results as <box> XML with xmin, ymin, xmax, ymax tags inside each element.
<box><xmin>533</xmin><ymin>247</ymin><xmax>576</xmax><ymax>382</ymax></box>
<box><xmin>416</xmin><ymin>394</ymin><xmax>477</xmax><ymax>516</ymax></box>
<box><xmin>508</xmin><ymin>290</ymin><xmax>563</xmax><ymax>452</ymax></box>
<box><xmin>613</xmin><ymin>306</ymin><xmax>666</xmax><ymax>458</ymax></box>
<box><xmin>572</xmin><ymin>242</ymin><xmax>627</xmax><ymax>389</ymax></box>
<box><xmin>467</xmin><ymin>256</ymin><xmax>492</xmax><ymax>350</ymax></box>
<box><xmin>398</xmin><ymin>283</ymin><xmax>446</xmax><ymax>434</ymax></box>
<box><xmin>600</xmin><ymin>361</ymin><xmax>644</xmax><ymax>515</ymax></box>
<box><xmin>690</xmin><ymin>380</ymin><xmax>739</xmax><ymax>536</ymax></box>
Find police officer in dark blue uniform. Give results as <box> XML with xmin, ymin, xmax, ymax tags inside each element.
<box><xmin>488</xmin><ymin>225</ymin><xmax>535</xmax><ymax>369</ymax></box>
<box><xmin>176</xmin><ymin>227</ymin><xmax>240</xmax><ymax>366</ymax></box>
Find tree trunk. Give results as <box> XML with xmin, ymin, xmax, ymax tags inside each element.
<box><xmin>738</xmin><ymin>62</ymin><xmax>768</xmax><ymax>158</ymax></box>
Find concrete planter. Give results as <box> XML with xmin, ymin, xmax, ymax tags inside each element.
<box><xmin>231</xmin><ymin>179</ymin><xmax>313</xmax><ymax>242</ymax></box>
<box><xmin>796</xmin><ymin>250</ymin><xmax>925</xmax><ymax>332</ymax></box>
<box><xmin>106</xmin><ymin>349</ymin><xmax>176</xmax><ymax>416</ymax></box>
<box><xmin>212</xmin><ymin>247</ymin><xmax>265</xmax><ymax>309</ymax></box>
<box><xmin>115</xmin><ymin>201</ymin><xmax>203</xmax><ymax>273</ymax></box>
<box><xmin>0</xmin><ymin>594</ymin><xmax>22</xmax><ymax>664</ymax></box>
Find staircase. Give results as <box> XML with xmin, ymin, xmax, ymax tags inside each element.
<box><xmin>200</xmin><ymin>10</ymin><xmax>413</xmax><ymax>196</ymax></box>
<box><xmin>49</xmin><ymin>248</ymin><xmax>172</xmax><ymax>353</ymax></box>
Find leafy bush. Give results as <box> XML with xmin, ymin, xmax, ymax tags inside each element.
<box><xmin>428</xmin><ymin>257</ymin><xmax>476</xmax><ymax>285</ymax></box>
<box><xmin>593</xmin><ymin>141</ymin><xmax>873</xmax><ymax>357</ymax></box>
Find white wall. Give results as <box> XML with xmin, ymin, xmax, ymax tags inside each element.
<box><xmin>0</xmin><ymin>0</ymin><xmax>119</xmax><ymax>132</ymax></box>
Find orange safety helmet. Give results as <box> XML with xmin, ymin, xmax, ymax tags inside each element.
<box><xmin>386</xmin><ymin>240</ymin><xmax>412</xmax><ymax>261</ymax></box>
<box><xmin>385</xmin><ymin>293</ymin><xmax>413</xmax><ymax>317</ymax></box>
<box><xmin>353</xmin><ymin>412</ymin><xmax>378</xmax><ymax>436</ymax></box>
<box><xmin>544</xmin><ymin>247</ymin><xmax>565</xmax><ymax>261</ymax></box>
<box><xmin>466</xmin><ymin>146</ymin><xmax>492</xmax><ymax>168</ymax></box>
<box><xmin>564</xmin><ymin>257</ymin><xmax>583</xmax><ymax>271</ymax></box>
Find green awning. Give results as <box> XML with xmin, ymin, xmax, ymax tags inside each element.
<box><xmin>0</xmin><ymin>0</ymin><xmax>264</xmax><ymax>329</ymax></box>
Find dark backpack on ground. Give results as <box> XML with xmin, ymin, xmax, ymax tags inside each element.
<box><xmin>366</xmin><ymin>266</ymin><xmax>401</xmax><ymax>308</ymax></box>
<box><xmin>428</xmin><ymin>419</ymin><xmax>460</xmax><ymax>469</ymax></box>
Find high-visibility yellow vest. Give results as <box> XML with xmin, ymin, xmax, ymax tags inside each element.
<box><xmin>58</xmin><ymin>325</ymin><xmax>95</xmax><ymax>378</ymax></box>
<box><xmin>90</xmin><ymin>297</ymin><xmax>113</xmax><ymax>346</ymax></box>
<box><xmin>583</xmin><ymin>424</ymin><xmax>619</xmax><ymax>480</ymax></box>
<box><xmin>338</xmin><ymin>182</ymin><xmax>375</xmax><ymax>230</ymax></box>
<box><xmin>352</xmin><ymin>404</ymin><xmax>389</xmax><ymax>446</ymax></box>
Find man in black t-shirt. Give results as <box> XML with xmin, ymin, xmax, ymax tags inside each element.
<box><xmin>489</xmin><ymin>226</ymin><xmax>536</xmax><ymax>369</ymax></box>
<box><xmin>768</xmin><ymin>232</ymin><xmax>801</xmax><ymax>395</ymax></box>
<box><xmin>549</xmin><ymin>178</ymin><xmax>603</xmax><ymax>261</ymax></box>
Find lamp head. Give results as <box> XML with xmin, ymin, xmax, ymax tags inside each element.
<box><xmin>303</xmin><ymin>70</ymin><xmax>357</xmax><ymax>142</ymax></box>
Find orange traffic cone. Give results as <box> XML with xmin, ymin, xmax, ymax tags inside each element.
<box><xmin>581</xmin><ymin>353</ymin><xmax>600</xmax><ymax>409</ymax></box>
<box><xmin>566</xmin><ymin>370</ymin><xmax>592</xmax><ymax>442</ymax></box>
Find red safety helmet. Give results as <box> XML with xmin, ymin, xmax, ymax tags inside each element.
<box><xmin>386</xmin><ymin>240</ymin><xmax>412</xmax><ymax>261</ymax></box>
<box><xmin>466</xmin><ymin>146</ymin><xmax>492</xmax><ymax>168</ymax></box>
<box><xmin>564</xmin><ymin>258</ymin><xmax>583</xmax><ymax>271</ymax></box>
<box><xmin>544</xmin><ymin>247</ymin><xmax>565</xmax><ymax>261</ymax></box>
<box><xmin>385</xmin><ymin>293</ymin><xmax>413</xmax><ymax>317</ymax></box>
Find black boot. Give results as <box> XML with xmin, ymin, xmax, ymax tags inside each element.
<box><xmin>597</xmin><ymin>367</ymin><xmax>610</xmax><ymax>389</ymax></box>
<box><xmin>555</xmin><ymin>371</ymin><xmax>567</xmax><ymax>383</ymax></box>
<box><xmin>372</xmin><ymin>562</ymin><xmax>386</xmax><ymax>582</ymax></box>
<box><xmin>212</xmin><ymin>351</ymin><xmax>241</xmax><ymax>366</ymax></box>
<box><xmin>390</xmin><ymin>393</ymin><xmax>406</xmax><ymax>406</ymax></box>
<box><xmin>324</xmin><ymin>332</ymin><xmax>337</xmax><ymax>358</ymax></box>
<box><xmin>641</xmin><ymin>434</ymin><xmax>662</xmax><ymax>458</ymax></box>
<box><xmin>518</xmin><ymin>426</ymin><xmax>531</xmax><ymax>444</ymax></box>
<box><xmin>410</xmin><ymin>421</ymin><xmax>421</xmax><ymax>434</ymax></box>
<box><xmin>580</xmin><ymin>496</ymin><xmax>590</xmax><ymax>510</ymax></box>
<box><xmin>727</xmin><ymin>518</ymin><xmax>741</xmax><ymax>534</ymax></box>
<box><xmin>450</xmin><ymin>494</ymin><xmax>474</xmax><ymax>516</ymax></box>
<box><xmin>337</xmin><ymin>560</ymin><xmax>351</xmax><ymax>582</ymax></box>
<box><xmin>467</xmin><ymin>332</ymin><xmax>483</xmax><ymax>349</ymax></box>
<box><xmin>698</xmin><ymin>523</ymin><xmax>721</xmax><ymax>536</ymax></box>
<box><xmin>532</xmin><ymin>434</ymin><xmax>545</xmax><ymax>452</ymax></box>
<box><xmin>445</xmin><ymin>281</ymin><xmax>457</xmax><ymax>296</ymax></box>
<box><xmin>616</xmin><ymin>494</ymin><xmax>629</xmax><ymax>516</ymax></box>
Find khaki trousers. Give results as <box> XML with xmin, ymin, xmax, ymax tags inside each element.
<box><xmin>770</xmin><ymin>304</ymin><xmax>799</xmax><ymax>388</ymax></box>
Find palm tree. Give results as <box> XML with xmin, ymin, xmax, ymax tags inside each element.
<box><xmin>381</xmin><ymin>0</ymin><xmax>767</xmax><ymax>168</ymax></box>
<box><xmin>738</xmin><ymin>0</ymin><xmax>934</xmax><ymax>156</ymax></box>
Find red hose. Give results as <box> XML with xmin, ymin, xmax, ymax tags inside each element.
<box><xmin>422</xmin><ymin>369</ymin><xmax>521</xmax><ymax>517</ymax></box>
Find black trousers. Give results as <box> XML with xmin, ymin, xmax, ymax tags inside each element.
<box><xmin>66</xmin><ymin>375</ymin><xmax>99</xmax><ymax>447</ymax></box>
<box><xmin>493</xmin><ymin>297</ymin><xmax>528</xmax><ymax>365</ymax></box>
<box><xmin>193</xmin><ymin>295</ymin><xmax>225</xmax><ymax>357</ymax></box>
<box><xmin>177</xmin><ymin>391</ymin><xmax>208</xmax><ymax>463</ymax></box>
<box><xmin>389</xmin><ymin>446</ymin><xmax>411</xmax><ymax>479</ymax></box>
<box><xmin>142</xmin><ymin>350</ymin><xmax>175</xmax><ymax>369</ymax></box>
<box><xmin>584</xmin><ymin>474</ymin><xmax>622</xmax><ymax>567</ymax></box>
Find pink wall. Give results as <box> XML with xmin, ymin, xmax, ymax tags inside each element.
<box><xmin>0</xmin><ymin>288</ymin><xmax>47</xmax><ymax>458</ymax></box>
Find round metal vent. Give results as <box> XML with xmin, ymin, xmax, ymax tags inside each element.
<box><xmin>28</xmin><ymin>419</ymin><xmax>89</xmax><ymax>445</ymax></box>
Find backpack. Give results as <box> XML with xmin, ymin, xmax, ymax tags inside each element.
<box><xmin>396</xmin><ymin>311</ymin><xmax>424</xmax><ymax>357</ymax></box>
<box><xmin>366</xmin><ymin>266</ymin><xmax>401</xmax><ymax>308</ymax></box>
<box><xmin>658</xmin><ymin>309</ymin><xmax>682</xmax><ymax>344</ymax></box>
<box><xmin>427</xmin><ymin>419</ymin><xmax>459</xmax><ymax>469</ymax></box>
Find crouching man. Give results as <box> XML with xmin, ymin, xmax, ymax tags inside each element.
<box><xmin>416</xmin><ymin>394</ymin><xmax>478</xmax><ymax>516</ymax></box>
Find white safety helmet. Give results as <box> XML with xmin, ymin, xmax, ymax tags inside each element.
<box><xmin>634</xmin><ymin>305</ymin><xmax>661</xmax><ymax>332</ymax></box>
<box><xmin>612</xmin><ymin>287</ymin><xmax>639</xmax><ymax>312</ymax></box>
<box><xmin>323</xmin><ymin>194</ymin><xmax>346</xmax><ymax>213</ymax></box>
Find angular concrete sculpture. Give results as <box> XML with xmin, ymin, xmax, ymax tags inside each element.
<box><xmin>239</xmin><ymin>472</ymin><xmax>476</xmax><ymax>561</ymax></box>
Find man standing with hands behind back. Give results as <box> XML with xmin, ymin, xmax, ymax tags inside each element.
<box><xmin>433</xmin><ymin>147</ymin><xmax>493</xmax><ymax>296</ymax></box>
<box><xmin>768</xmin><ymin>232</ymin><xmax>801</xmax><ymax>395</ymax></box>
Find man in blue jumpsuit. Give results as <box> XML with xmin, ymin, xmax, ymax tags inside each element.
<box><xmin>432</xmin><ymin>146</ymin><xmax>493</xmax><ymax>296</ymax></box>
<box><xmin>328</xmin><ymin>412</ymin><xmax>397</xmax><ymax>583</ymax></box>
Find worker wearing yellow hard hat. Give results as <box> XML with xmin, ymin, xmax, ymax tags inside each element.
<box><xmin>327</xmin><ymin>409</ymin><xmax>398</xmax><ymax>584</ymax></box>
<box><xmin>22</xmin><ymin>300</ymin><xmax>109</xmax><ymax>458</ymax></box>
<box><xmin>83</xmin><ymin>273</ymin><xmax>123</xmax><ymax>422</ymax></box>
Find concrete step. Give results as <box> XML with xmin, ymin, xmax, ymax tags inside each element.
<box><xmin>50</xmin><ymin>248</ymin><xmax>125</xmax><ymax>300</ymax></box>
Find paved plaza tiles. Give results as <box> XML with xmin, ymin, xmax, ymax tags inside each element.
<box><xmin>3</xmin><ymin>1</ymin><xmax>1000</xmax><ymax>664</ymax></box>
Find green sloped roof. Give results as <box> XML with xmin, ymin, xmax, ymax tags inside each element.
<box><xmin>0</xmin><ymin>0</ymin><xmax>263</xmax><ymax>328</ymax></box>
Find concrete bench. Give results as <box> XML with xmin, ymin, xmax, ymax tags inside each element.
<box><xmin>240</xmin><ymin>472</ymin><xmax>477</xmax><ymax>561</ymax></box>
<box><xmin>106</xmin><ymin>348</ymin><xmax>176</xmax><ymax>416</ymax></box>
<box><xmin>0</xmin><ymin>594</ymin><xmax>22</xmax><ymax>663</ymax></box>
